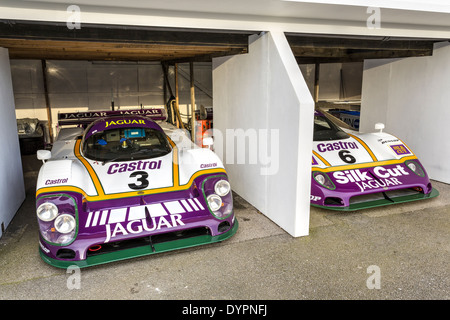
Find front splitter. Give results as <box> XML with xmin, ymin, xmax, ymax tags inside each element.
<box><xmin>39</xmin><ymin>219</ymin><xmax>239</xmax><ymax>269</ymax></box>
<box><xmin>311</xmin><ymin>188</ymin><xmax>439</xmax><ymax>212</ymax></box>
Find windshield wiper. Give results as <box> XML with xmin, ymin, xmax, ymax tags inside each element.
<box><xmin>102</xmin><ymin>154</ymin><xmax>129</xmax><ymax>165</ymax></box>
<box><xmin>101</xmin><ymin>149</ymin><xmax>169</xmax><ymax>165</ymax></box>
<box><xmin>102</xmin><ymin>150</ymin><xmax>148</xmax><ymax>165</ymax></box>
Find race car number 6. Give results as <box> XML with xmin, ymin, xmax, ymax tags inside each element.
<box><xmin>338</xmin><ymin>150</ymin><xmax>356</xmax><ymax>164</ymax></box>
<box><xmin>128</xmin><ymin>171</ymin><xmax>149</xmax><ymax>190</ymax></box>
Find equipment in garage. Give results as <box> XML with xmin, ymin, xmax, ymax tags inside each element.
<box><xmin>194</xmin><ymin>105</ymin><xmax>213</xmax><ymax>148</ymax></box>
<box><xmin>17</xmin><ymin>118</ymin><xmax>49</xmax><ymax>155</ymax></box>
<box><xmin>0</xmin><ymin>20</ymin><xmax>255</xmax><ymax>156</ymax></box>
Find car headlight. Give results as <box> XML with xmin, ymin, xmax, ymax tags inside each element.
<box><xmin>37</xmin><ymin>202</ymin><xmax>58</xmax><ymax>221</ymax></box>
<box><xmin>405</xmin><ymin>160</ymin><xmax>425</xmax><ymax>177</ymax></box>
<box><xmin>36</xmin><ymin>195</ymin><xmax>78</xmax><ymax>245</ymax></box>
<box><xmin>315</xmin><ymin>174</ymin><xmax>325</xmax><ymax>185</ymax></box>
<box><xmin>214</xmin><ymin>179</ymin><xmax>231</xmax><ymax>197</ymax></box>
<box><xmin>202</xmin><ymin>175</ymin><xmax>233</xmax><ymax>221</ymax></box>
<box><xmin>54</xmin><ymin>214</ymin><xmax>76</xmax><ymax>234</ymax></box>
<box><xmin>207</xmin><ymin>194</ymin><xmax>223</xmax><ymax>212</ymax></box>
<box><xmin>407</xmin><ymin>162</ymin><xmax>416</xmax><ymax>172</ymax></box>
<box><xmin>313</xmin><ymin>172</ymin><xmax>336</xmax><ymax>190</ymax></box>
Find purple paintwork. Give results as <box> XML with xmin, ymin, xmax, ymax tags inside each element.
<box><xmin>37</xmin><ymin>172</ymin><xmax>233</xmax><ymax>262</ymax></box>
<box><xmin>58</xmin><ymin>108</ymin><xmax>167</xmax><ymax>126</ymax></box>
<box><xmin>310</xmin><ymin>160</ymin><xmax>432</xmax><ymax>208</ymax></box>
<box><xmin>310</xmin><ymin>109</ymin><xmax>437</xmax><ymax>209</ymax></box>
<box><xmin>37</xmin><ymin>109</ymin><xmax>236</xmax><ymax>266</ymax></box>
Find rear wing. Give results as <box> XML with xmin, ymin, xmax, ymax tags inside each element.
<box><xmin>57</xmin><ymin>108</ymin><xmax>167</xmax><ymax>126</ymax></box>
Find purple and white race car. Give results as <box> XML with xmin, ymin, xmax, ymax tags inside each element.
<box><xmin>311</xmin><ymin>110</ymin><xmax>439</xmax><ymax>210</ymax></box>
<box><xmin>36</xmin><ymin>108</ymin><xmax>237</xmax><ymax>268</ymax></box>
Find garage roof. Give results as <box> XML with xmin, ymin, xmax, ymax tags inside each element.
<box><xmin>287</xmin><ymin>33</ymin><xmax>442</xmax><ymax>64</ymax></box>
<box><xmin>0</xmin><ymin>20</ymin><xmax>445</xmax><ymax>64</ymax></box>
<box><xmin>0</xmin><ymin>20</ymin><xmax>254</xmax><ymax>62</ymax></box>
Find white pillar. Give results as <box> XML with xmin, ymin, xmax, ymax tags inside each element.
<box><xmin>360</xmin><ymin>42</ymin><xmax>450</xmax><ymax>184</ymax></box>
<box><xmin>0</xmin><ymin>47</ymin><xmax>25</xmax><ymax>238</ymax></box>
<box><xmin>213</xmin><ymin>31</ymin><xmax>314</xmax><ymax>237</ymax></box>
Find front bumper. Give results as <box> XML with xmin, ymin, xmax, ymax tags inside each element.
<box><xmin>311</xmin><ymin>188</ymin><xmax>439</xmax><ymax>211</ymax></box>
<box><xmin>39</xmin><ymin>218</ymin><xmax>238</xmax><ymax>268</ymax></box>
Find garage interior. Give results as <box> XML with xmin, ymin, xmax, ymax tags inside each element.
<box><xmin>1</xmin><ymin>16</ymin><xmax>449</xmax><ymax>300</ymax></box>
<box><xmin>1</xmin><ymin>21</ymin><xmax>441</xmax><ymax>138</ymax></box>
<box><xmin>0</xmin><ymin>19</ymin><xmax>447</xmax><ymax>234</ymax></box>
<box><xmin>287</xmin><ymin>33</ymin><xmax>439</xmax><ymax>129</ymax></box>
<box><xmin>0</xmin><ymin>21</ymin><xmax>256</xmax><ymax>147</ymax></box>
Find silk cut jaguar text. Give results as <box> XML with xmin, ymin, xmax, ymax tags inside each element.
<box><xmin>333</xmin><ymin>165</ymin><xmax>410</xmax><ymax>192</ymax></box>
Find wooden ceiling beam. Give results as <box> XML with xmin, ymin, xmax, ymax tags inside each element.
<box><xmin>0</xmin><ymin>20</ymin><xmax>252</xmax><ymax>62</ymax></box>
<box><xmin>0</xmin><ymin>20</ymin><xmax>253</xmax><ymax>47</ymax></box>
<box><xmin>295</xmin><ymin>48</ymin><xmax>433</xmax><ymax>64</ymax></box>
<box><xmin>286</xmin><ymin>34</ymin><xmax>436</xmax><ymax>51</ymax></box>
<box><xmin>293</xmin><ymin>46</ymin><xmax>433</xmax><ymax>61</ymax></box>
<box><xmin>0</xmin><ymin>38</ymin><xmax>246</xmax><ymax>51</ymax></box>
<box><xmin>288</xmin><ymin>33</ymin><xmax>439</xmax><ymax>63</ymax></box>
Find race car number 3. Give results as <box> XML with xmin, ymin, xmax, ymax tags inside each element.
<box><xmin>128</xmin><ymin>171</ymin><xmax>149</xmax><ymax>190</ymax></box>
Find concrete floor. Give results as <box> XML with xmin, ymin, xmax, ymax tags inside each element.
<box><xmin>0</xmin><ymin>155</ymin><xmax>449</xmax><ymax>300</ymax></box>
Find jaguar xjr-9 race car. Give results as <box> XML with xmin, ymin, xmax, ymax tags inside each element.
<box><xmin>36</xmin><ymin>108</ymin><xmax>237</xmax><ymax>268</ymax></box>
<box><xmin>311</xmin><ymin>110</ymin><xmax>438</xmax><ymax>211</ymax></box>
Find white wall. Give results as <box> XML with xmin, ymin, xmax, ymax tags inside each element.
<box><xmin>0</xmin><ymin>48</ymin><xmax>25</xmax><ymax>238</ymax></box>
<box><xmin>213</xmin><ymin>32</ymin><xmax>314</xmax><ymax>237</ymax></box>
<box><xmin>360</xmin><ymin>42</ymin><xmax>450</xmax><ymax>183</ymax></box>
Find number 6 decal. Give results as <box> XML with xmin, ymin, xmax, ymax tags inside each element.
<box><xmin>338</xmin><ymin>150</ymin><xmax>356</xmax><ymax>164</ymax></box>
<box><xmin>128</xmin><ymin>171</ymin><xmax>149</xmax><ymax>190</ymax></box>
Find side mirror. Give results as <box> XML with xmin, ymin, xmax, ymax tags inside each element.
<box><xmin>375</xmin><ymin>123</ymin><xmax>385</xmax><ymax>133</ymax></box>
<box><xmin>203</xmin><ymin>137</ymin><xmax>213</xmax><ymax>149</ymax></box>
<box><xmin>37</xmin><ymin>150</ymin><xmax>51</xmax><ymax>163</ymax></box>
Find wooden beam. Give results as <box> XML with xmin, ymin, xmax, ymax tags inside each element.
<box><xmin>296</xmin><ymin>48</ymin><xmax>433</xmax><ymax>64</ymax></box>
<box><xmin>173</xmin><ymin>64</ymin><xmax>184</xmax><ymax>129</ymax></box>
<box><xmin>314</xmin><ymin>63</ymin><xmax>320</xmax><ymax>103</ymax></box>
<box><xmin>0</xmin><ymin>20</ymin><xmax>252</xmax><ymax>62</ymax></box>
<box><xmin>0</xmin><ymin>20</ymin><xmax>254</xmax><ymax>48</ymax></box>
<box><xmin>286</xmin><ymin>34</ymin><xmax>436</xmax><ymax>51</ymax></box>
<box><xmin>288</xmin><ymin>34</ymin><xmax>438</xmax><ymax>64</ymax></box>
<box><xmin>175</xmin><ymin>63</ymin><xmax>179</xmax><ymax>128</ymax></box>
<box><xmin>0</xmin><ymin>37</ymin><xmax>249</xmax><ymax>62</ymax></box>
<box><xmin>41</xmin><ymin>60</ymin><xmax>53</xmax><ymax>143</ymax></box>
<box><xmin>190</xmin><ymin>61</ymin><xmax>196</xmax><ymax>142</ymax></box>
<box><xmin>161</xmin><ymin>62</ymin><xmax>174</xmax><ymax>125</ymax></box>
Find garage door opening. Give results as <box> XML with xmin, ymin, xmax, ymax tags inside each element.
<box><xmin>0</xmin><ymin>19</ymin><xmax>258</xmax><ymax>239</ymax></box>
<box><xmin>286</xmin><ymin>33</ymin><xmax>443</xmax><ymax>130</ymax></box>
<box><xmin>0</xmin><ymin>20</ymin><xmax>257</xmax><ymax>150</ymax></box>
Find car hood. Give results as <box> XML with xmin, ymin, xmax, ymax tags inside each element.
<box><xmin>312</xmin><ymin>131</ymin><xmax>417</xmax><ymax>168</ymax></box>
<box><xmin>36</xmin><ymin>139</ymin><xmax>225</xmax><ymax>203</ymax></box>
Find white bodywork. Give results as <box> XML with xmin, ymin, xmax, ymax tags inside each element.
<box><xmin>36</xmin><ymin>121</ymin><xmax>225</xmax><ymax>201</ymax></box>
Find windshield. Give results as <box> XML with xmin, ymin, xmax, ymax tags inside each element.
<box><xmin>314</xmin><ymin>115</ymin><xmax>350</xmax><ymax>141</ymax></box>
<box><xmin>83</xmin><ymin>127</ymin><xmax>172</xmax><ymax>162</ymax></box>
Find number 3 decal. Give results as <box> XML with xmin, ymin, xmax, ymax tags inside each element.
<box><xmin>128</xmin><ymin>171</ymin><xmax>149</xmax><ymax>190</ymax></box>
<box><xmin>338</xmin><ymin>150</ymin><xmax>356</xmax><ymax>164</ymax></box>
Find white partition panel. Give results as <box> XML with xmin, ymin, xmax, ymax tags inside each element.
<box><xmin>360</xmin><ymin>42</ymin><xmax>450</xmax><ymax>184</ymax></box>
<box><xmin>213</xmin><ymin>32</ymin><xmax>314</xmax><ymax>237</ymax></box>
<box><xmin>0</xmin><ymin>48</ymin><xmax>25</xmax><ymax>238</ymax></box>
